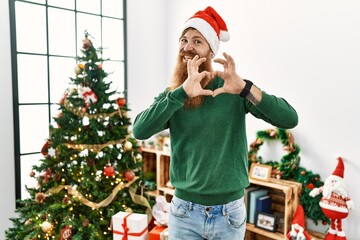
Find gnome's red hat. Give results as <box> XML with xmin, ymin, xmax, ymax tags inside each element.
<box><xmin>286</xmin><ymin>205</ymin><xmax>313</xmax><ymax>240</ymax></box>
<box><xmin>331</xmin><ymin>157</ymin><xmax>345</xmax><ymax>182</ymax></box>
<box><xmin>181</xmin><ymin>6</ymin><xmax>230</xmax><ymax>55</ymax></box>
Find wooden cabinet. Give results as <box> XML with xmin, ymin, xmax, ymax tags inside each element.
<box><xmin>245</xmin><ymin>178</ymin><xmax>300</xmax><ymax>240</ymax></box>
<box><xmin>141</xmin><ymin>148</ymin><xmax>324</xmax><ymax>239</ymax></box>
<box><xmin>141</xmin><ymin>147</ymin><xmax>174</xmax><ymax>201</ymax></box>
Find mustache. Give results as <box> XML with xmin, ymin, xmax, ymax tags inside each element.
<box><xmin>179</xmin><ymin>50</ymin><xmax>198</xmax><ymax>58</ymax></box>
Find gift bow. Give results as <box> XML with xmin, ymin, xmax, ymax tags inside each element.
<box><xmin>113</xmin><ymin>213</ymin><xmax>148</xmax><ymax>240</ymax></box>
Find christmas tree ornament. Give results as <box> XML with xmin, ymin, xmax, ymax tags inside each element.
<box><xmin>41</xmin><ymin>140</ymin><xmax>50</xmax><ymax>156</ymax></box>
<box><xmin>24</xmin><ymin>219</ymin><xmax>32</xmax><ymax>226</ymax></box>
<box><xmin>81</xmin><ymin>86</ymin><xmax>98</xmax><ymax>104</ymax></box>
<box><xmin>86</xmin><ymin>158</ymin><xmax>95</xmax><ymax>167</ymax></box>
<box><xmin>117</xmin><ymin>97</ymin><xmax>126</xmax><ymax>107</ymax></box>
<box><xmin>124</xmin><ymin>169</ymin><xmax>135</xmax><ymax>181</ymax></box>
<box><xmin>82</xmin><ymin>219</ymin><xmax>89</xmax><ymax>228</ymax></box>
<box><xmin>123</xmin><ymin>141</ymin><xmax>133</xmax><ymax>151</ymax></box>
<box><xmin>135</xmin><ymin>153</ymin><xmax>143</xmax><ymax>162</ymax></box>
<box><xmin>62</xmin><ymin>196</ymin><xmax>70</xmax><ymax>204</ymax></box>
<box><xmin>41</xmin><ymin>221</ymin><xmax>53</xmax><ymax>233</ymax></box>
<box><xmin>125</xmin><ymin>207</ymin><xmax>133</xmax><ymax>213</ymax></box>
<box><xmin>35</xmin><ymin>192</ymin><xmax>46</xmax><ymax>204</ymax></box>
<box><xmin>286</xmin><ymin>204</ymin><xmax>314</xmax><ymax>240</ymax></box>
<box><xmin>74</xmin><ymin>64</ymin><xmax>84</xmax><ymax>76</ymax></box>
<box><xmin>42</xmin><ymin>168</ymin><xmax>52</xmax><ymax>183</ymax></box>
<box><xmin>82</xmin><ymin>116</ymin><xmax>90</xmax><ymax>126</ymax></box>
<box><xmin>309</xmin><ymin>157</ymin><xmax>354</xmax><ymax>240</ymax></box>
<box><xmin>47</xmin><ymin>147</ymin><xmax>56</xmax><ymax>157</ymax></box>
<box><xmin>82</xmin><ymin>36</ymin><xmax>92</xmax><ymax>50</ymax></box>
<box><xmin>60</xmin><ymin>225</ymin><xmax>72</xmax><ymax>239</ymax></box>
<box><xmin>103</xmin><ymin>165</ymin><xmax>115</xmax><ymax>177</ymax></box>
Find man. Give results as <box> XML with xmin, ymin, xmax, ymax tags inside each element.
<box><xmin>133</xmin><ymin>6</ymin><xmax>298</xmax><ymax>239</ymax></box>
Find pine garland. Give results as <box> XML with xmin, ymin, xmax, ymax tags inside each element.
<box><xmin>248</xmin><ymin>128</ymin><xmax>329</xmax><ymax>225</ymax></box>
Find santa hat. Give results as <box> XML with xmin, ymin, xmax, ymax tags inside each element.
<box><xmin>181</xmin><ymin>6</ymin><xmax>230</xmax><ymax>55</ymax></box>
<box><xmin>287</xmin><ymin>205</ymin><xmax>313</xmax><ymax>240</ymax></box>
<box><xmin>328</xmin><ymin>156</ymin><xmax>345</xmax><ymax>184</ymax></box>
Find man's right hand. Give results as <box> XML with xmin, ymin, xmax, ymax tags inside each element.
<box><xmin>182</xmin><ymin>55</ymin><xmax>214</xmax><ymax>98</ymax></box>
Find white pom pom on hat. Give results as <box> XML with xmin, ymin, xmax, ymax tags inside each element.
<box><xmin>181</xmin><ymin>6</ymin><xmax>230</xmax><ymax>55</ymax></box>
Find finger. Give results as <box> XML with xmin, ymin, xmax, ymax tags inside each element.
<box><xmin>209</xmin><ymin>71</ymin><xmax>217</xmax><ymax>80</ymax></box>
<box><xmin>214</xmin><ymin>70</ymin><xmax>223</xmax><ymax>78</ymax></box>
<box><xmin>223</xmin><ymin>52</ymin><xmax>235</xmax><ymax>68</ymax></box>
<box><xmin>195</xmin><ymin>57</ymin><xmax>207</xmax><ymax>67</ymax></box>
<box><xmin>200</xmin><ymin>89</ymin><xmax>214</xmax><ymax>96</ymax></box>
<box><xmin>189</xmin><ymin>55</ymin><xmax>200</xmax><ymax>65</ymax></box>
<box><xmin>212</xmin><ymin>87</ymin><xmax>226</xmax><ymax>97</ymax></box>
<box><xmin>187</xmin><ymin>57</ymin><xmax>191</xmax><ymax>74</ymax></box>
<box><xmin>198</xmin><ymin>70</ymin><xmax>210</xmax><ymax>79</ymax></box>
<box><xmin>213</xmin><ymin>58</ymin><xmax>226</xmax><ymax>65</ymax></box>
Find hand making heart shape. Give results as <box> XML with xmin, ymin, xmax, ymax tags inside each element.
<box><xmin>182</xmin><ymin>53</ymin><xmax>245</xmax><ymax>98</ymax></box>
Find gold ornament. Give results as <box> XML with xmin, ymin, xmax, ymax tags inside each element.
<box><xmin>123</xmin><ymin>141</ymin><xmax>133</xmax><ymax>151</ymax></box>
<box><xmin>135</xmin><ymin>153</ymin><xmax>143</xmax><ymax>162</ymax></box>
<box><xmin>41</xmin><ymin>220</ymin><xmax>53</xmax><ymax>233</ymax></box>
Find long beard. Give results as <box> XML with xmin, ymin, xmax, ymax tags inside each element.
<box><xmin>323</xmin><ymin>178</ymin><xmax>346</xmax><ymax>198</ymax></box>
<box><xmin>169</xmin><ymin>51</ymin><xmax>213</xmax><ymax>108</ymax></box>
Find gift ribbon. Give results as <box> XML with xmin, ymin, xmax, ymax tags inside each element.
<box><xmin>113</xmin><ymin>213</ymin><xmax>148</xmax><ymax>240</ymax></box>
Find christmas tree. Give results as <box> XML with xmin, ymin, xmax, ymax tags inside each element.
<box><xmin>6</xmin><ymin>32</ymin><xmax>150</xmax><ymax>240</ymax></box>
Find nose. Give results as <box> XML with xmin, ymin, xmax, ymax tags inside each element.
<box><xmin>183</xmin><ymin>42</ymin><xmax>194</xmax><ymax>52</ymax></box>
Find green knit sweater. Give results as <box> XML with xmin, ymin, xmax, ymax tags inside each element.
<box><xmin>133</xmin><ymin>77</ymin><xmax>298</xmax><ymax>205</ymax></box>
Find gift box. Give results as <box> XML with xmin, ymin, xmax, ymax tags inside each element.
<box><xmin>112</xmin><ymin>211</ymin><xmax>148</xmax><ymax>240</ymax></box>
<box><xmin>149</xmin><ymin>226</ymin><xmax>167</xmax><ymax>240</ymax></box>
<box><xmin>160</xmin><ymin>228</ymin><xmax>168</xmax><ymax>240</ymax></box>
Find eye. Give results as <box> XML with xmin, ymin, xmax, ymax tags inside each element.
<box><xmin>180</xmin><ymin>38</ymin><xmax>187</xmax><ymax>44</ymax></box>
<box><xmin>194</xmin><ymin>39</ymin><xmax>202</xmax><ymax>45</ymax></box>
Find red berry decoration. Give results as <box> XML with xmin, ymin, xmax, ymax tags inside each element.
<box><xmin>301</xmin><ymin>170</ymin><xmax>306</xmax><ymax>175</ymax></box>
<box><xmin>103</xmin><ymin>165</ymin><xmax>115</xmax><ymax>177</ymax></box>
<box><xmin>117</xmin><ymin>97</ymin><xmax>126</xmax><ymax>107</ymax></box>
<box><xmin>124</xmin><ymin>169</ymin><xmax>135</xmax><ymax>181</ymax></box>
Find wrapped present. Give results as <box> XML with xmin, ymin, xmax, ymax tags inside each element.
<box><xmin>112</xmin><ymin>211</ymin><xmax>148</xmax><ymax>240</ymax></box>
<box><xmin>160</xmin><ymin>228</ymin><xmax>168</xmax><ymax>240</ymax></box>
<box><xmin>149</xmin><ymin>226</ymin><xmax>167</xmax><ymax>240</ymax></box>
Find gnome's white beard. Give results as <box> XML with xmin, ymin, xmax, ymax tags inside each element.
<box><xmin>323</xmin><ymin>177</ymin><xmax>347</xmax><ymax>198</ymax></box>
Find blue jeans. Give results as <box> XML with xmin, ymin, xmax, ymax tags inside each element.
<box><xmin>168</xmin><ymin>196</ymin><xmax>247</xmax><ymax>240</ymax></box>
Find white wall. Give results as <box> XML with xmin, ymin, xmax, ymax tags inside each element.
<box><xmin>127</xmin><ymin>0</ymin><xmax>168</xmax><ymax>120</ymax></box>
<box><xmin>0</xmin><ymin>0</ymin><xmax>16</xmax><ymax>238</ymax></box>
<box><xmin>1</xmin><ymin>0</ymin><xmax>359</xmax><ymax>238</ymax></box>
<box><xmin>128</xmin><ymin>0</ymin><xmax>360</xmax><ymax>238</ymax></box>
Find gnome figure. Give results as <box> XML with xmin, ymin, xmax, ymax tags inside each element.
<box><xmin>309</xmin><ymin>157</ymin><xmax>354</xmax><ymax>240</ymax></box>
<box><xmin>286</xmin><ymin>204</ymin><xmax>314</xmax><ymax>240</ymax></box>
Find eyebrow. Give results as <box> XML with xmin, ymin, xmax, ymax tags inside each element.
<box><xmin>182</xmin><ymin>35</ymin><xmax>205</xmax><ymax>41</ymax></box>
